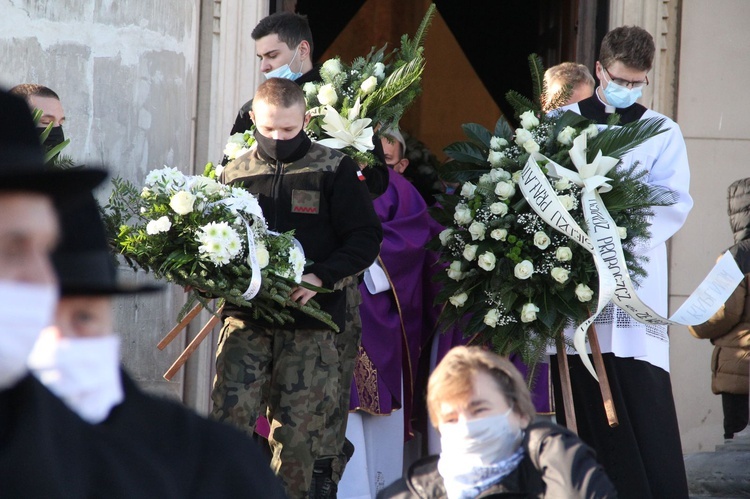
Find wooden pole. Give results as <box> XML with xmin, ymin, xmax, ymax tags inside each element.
<box><xmin>555</xmin><ymin>330</ymin><xmax>578</xmax><ymax>434</ymax></box>
<box><xmin>163</xmin><ymin>307</ymin><xmax>223</xmax><ymax>381</ymax></box>
<box><xmin>157</xmin><ymin>303</ymin><xmax>203</xmax><ymax>350</ymax></box>
<box><xmin>587</xmin><ymin>323</ymin><xmax>619</xmax><ymax>427</ymax></box>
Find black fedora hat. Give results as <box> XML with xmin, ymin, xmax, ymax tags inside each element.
<box><xmin>53</xmin><ymin>193</ymin><xmax>162</xmax><ymax>296</ymax></box>
<box><xmin>0</xmin><ymin>88</ymin><xmax>106</xmax><ymax>197</ymax></box>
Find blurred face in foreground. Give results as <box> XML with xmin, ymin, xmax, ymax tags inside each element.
<box><xmin>251</xmin><ymin>99</ymin><xmax>308</xmax><ymax>140</ymax></box>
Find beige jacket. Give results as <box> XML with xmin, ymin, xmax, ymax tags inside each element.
<box><xmin>689</xmin><ymin>274</ymin><xmax>750</xmax><ymax>395</ymax></box>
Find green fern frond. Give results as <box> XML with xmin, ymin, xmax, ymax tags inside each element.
<box><xmin>505</xmin><ymin>90</ymin><xmax>536</xmax><ymax>118</ymax></box>
<box><xmin>528</xmin><ymin>54</ymin><xmax>545</xmax><ymax>109</ymax></box>
<box><xmin>362</xmin><ymin>57</ymin><xmax>424</xmax><ymax>116</ymax></box>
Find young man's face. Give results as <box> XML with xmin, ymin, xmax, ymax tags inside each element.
<box><xmin>251</xmin><ymin>99</ymin><xmax>308</xmax><ymax>140</ymax></box>
<box><xmin>381</xmin><ymin>136</ymin><xmax>409</xmax><ymax>174</ymax></box>
<box><xmin>596</xmin><ymin>61</ymin><xmax>648</xmax><ymax>92</ymax></box>
<box><xmin>28</xmin><ymin>95</ymin><xmax>65</xmax><ymax>128</ymax></box>
<box><xmin>0</xmin><ymin>193</ymin><xmax>59</xmax><ymax>285</ymax></box>
<box><xmin>255</xmin><ymin>34</ymin><xmax>301</xmax><ymax>74</ymax></box>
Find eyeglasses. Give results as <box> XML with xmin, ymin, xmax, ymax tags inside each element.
<box><xmin>603</xmin><ymin>67</ymin><xmax>649</xmax><ymax>89</ymax></box>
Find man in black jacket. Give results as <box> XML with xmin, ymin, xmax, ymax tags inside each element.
<box><xmin>214</xmin><ymin>77</ymin><xmax>382</xmax><ymax>498</ymax></box>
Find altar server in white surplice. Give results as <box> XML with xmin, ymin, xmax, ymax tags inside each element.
<box><xmin>550</xmin><ymin>26</ymin><xmax>692</xmax><ymax>499</ymax></box>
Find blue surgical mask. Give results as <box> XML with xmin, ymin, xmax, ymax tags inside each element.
<box><xmin>264</xmin><ymin>45</ymin><xmax>303</xmax><ymax>81</ymax></box>
<box><xmin>602</xmin><ymin>74</ymin><xmax>642</xmax><ymax>109</ymax></box>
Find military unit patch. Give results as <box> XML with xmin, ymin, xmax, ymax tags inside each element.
<box><xmin>291</xmin><ymin>189</ymin><xmax>320</xmax><ymax>214</ymax></box>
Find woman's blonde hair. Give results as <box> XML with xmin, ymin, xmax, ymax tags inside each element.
<box><xmin>427</xmin><ymin>346</ymin><xmax>536</xmax><ymax>428</ymax></box>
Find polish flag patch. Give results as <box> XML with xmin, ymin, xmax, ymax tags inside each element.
<box><xmin>356</xmin><ymin>170</ymin><xmax>366</xmax><ymax>182</ymax></box>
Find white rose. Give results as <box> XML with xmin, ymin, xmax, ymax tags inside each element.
<box><xmin>479</xmin><ymin>173</ymin><xmax>492</xmax><ymax>184</ymax></box>
<box><xmin>360</xmin><ymin>75</ymin><xmax>378</xmax><ymax>95</ymax></box>
<box><xmin>317</xmin><ymin>84</ymin><xmax>338</xmax><ymax>106</ymax></box>
<box><xmin>557</xmin><ymin>194</ymin><xmax>575</xmax><ymax>211</ymax></box>
<box><xmin>302</xmin><ymin>82</ymin><xmax>318</xmax><ymax>97</ymax></box>
<box><xmin>477</xmin><ymin>251</ymin><xmax>496</xmax><ymax>271</ymax></box>
<box><xmin>514</xmin><ymin>128</ymin><xmax>532</xmax><ymax>146</ymax></box>
<box><xmin>447</xmin><ymin>261</ymin><xmax>464</xmax><ymax>281</ymax></box>
<box><xmin>512</xmin><ymin>171</ymin><xmax>522</xmax><ymax>184</ymax></box>
<box><xmin>223</xmin><ymin>142</ymin><xmax>248</xmax><ymax>161</ymax></box>
<box><xmin>514</xmin><ymin>260</ymin><xmax>534</xmax><ymax>280</ymax></box>
<box><xmin>556</xmin><ymin>247</ymin><xmax>572</xmax><ymax>262</ymax></box>
<box><xmin>141</xmin><ymin>187</ymin><xmax>151</xmax><ymax>198</ymax></box>
<box><xmin>523</xmin><ymin>139</ymin><xmax>540</xmax><ymax>154</ymax></box>
<box><xmin>373</xmin><ymin>62</ymin><xmax>385</xmax><ymax>79</ymax></box>
<box><xmin>554</xmin><ymin>177</ymin><xmax>571</xmax><ymax>191</ymax></box>
<box><xmin>490</xmin><ymin>136</ymin><xmax>508</xmax><ymax>150</ymax></box>
<box><xmin>494</xmin><ymin>181</ymin><xmax>516</xmax><ymax>200</ymax></box>
<box><xmin>520</xmin><ymin>303</ymin><xmax>540</xmax><ymax>323</ymax></box>
<box><xmin>520</xmin><ymin>110</ymin><xmax>540</xmax><ymax>130</ymax></box>
<box><xmin>490</xmin><ymin>228</ymin><xmax>508</xmax><ymax>241</ymax></box>
<box><xmin>439</xmin><ymin>228</ymin><xmax>453</xmax><ymax>246</ymax></box>
<box><xmin>575</xmin><ymin>283</ymin><xmax>594</xmax><ymax>302</ymax></box>
<box><xmin>533</xmin><ymin>231</ymin><xmax>550</xmax><ymax>250</ymax></box>
<box><xmin>551</xmin><ymin>267</ymin><xmax>570</xmax><ymax>283</ymax></box>
<box><xmin>463</xmin><ymin>244</ymin><xmax>478</xmax><ymax>261</ymax></box>
<box><xmin>483</xmin><ymin>309</ymin><xmax>500</xmax><ymax>327</ymax></box>
<box><xmin>460</xmin><ymin>182</ymin><xmax>477</xmax><ymax>199</ymax></box>
<box><xmin>454</xmin><ymin>204</ymin><xmax>473</xmax><ymax>225</ymax></box>
<box><xmin>321</xmin><ymin>58</ymin><xmax>343</xmax><ymax>76</ymax></box>
<box><xmin>449</xmin><ymin>292</ymin><xmax>468</xmax><ymax>307</ymax></box>
<box><xmin>583</xmin><ymin>123</ymin><xmax>599</xmax><ymax>138</ymax></box>
<box><xmin>468</xmin><ymin>221</ymin><xmax>486</xmax><ymax>241</ymax></box>
<box><xmin>140</xmin><ymin>207</ymin><xmax>146</xmax><ymax>214</ymax></box>
<box><xmin>489</xmin><ymin>202</ymin><xmax>508</xmax><ymax>216</ymax></box>
<box><xmin>618</xmin><ymin>226</ymin><xmax>627</xmax><ymax>239</ymax></box>
<box><xmin>146</xmin><ymin>216</ymin><xmax>172</xmax><ymax>235</ymax></box>
<box><xmin>169</xmin><ymin>190</ymin><xmax>196</xmax><ymax>215</ymax></box>
<box><xmin>488</xmin><ymin>150</ymin><xmax>505</xmax><ymax>166</ymax></box>
<box><xmin>557</xmin><ymin>126</ymin><xmax>576</xmax><ymax>146</ymax></box>
<box><xmin>189</xmin><ymin>176</ymin><xmax>222</xmax><ymax>195</ymax></box>
<box><xmin>489</xmin><ymin>168</ymin><xmax>510</xmax><ymax>182</ymax></box>
<box><xmin>256</xmin><ymin>246</ymin><xmax>270</xmax><ymax>269</ymax></box>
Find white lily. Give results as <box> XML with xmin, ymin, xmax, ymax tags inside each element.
<box><xmin>544</xmin><ymin>132</ymin><xmax>620</xmax><ymax>194</ymax></box>
<box><xmin>316</xmin><ymin>103</ymin><xmax>374</xmax><ymax>152</ymax></box>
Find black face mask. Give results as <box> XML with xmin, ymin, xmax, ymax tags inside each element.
<box><xmin>254</xmin><ymin>129</ymin><xmax>307</xmax><ymax>162</ymax></box>
<box><xmin>37</xmin><ymin>126</ymin><xmax>66</xmax><ymax>150</ymax></box>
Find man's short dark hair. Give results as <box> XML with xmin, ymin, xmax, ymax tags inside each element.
<box><xmin>9</xmin><ymin>83</ymin><xmax>60</xmax><ymax>101</ymax></box>
<box><xmin>599</xmin><ymin>26</ymin><xmax>655</xmax><ymax>72</ymax></box>
<box><xmin>253</xmin><ymin>77</ymin><xmax>306</xmax><ymax>110</ymax></box>
<box><xmin>251</xmin><ymin>12</ymin><xmax>314</xmax><ymax>55</ymax></box>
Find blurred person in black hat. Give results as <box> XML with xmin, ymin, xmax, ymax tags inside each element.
<box><xmin>28</xmin><ymin>192</ymin><xmax>288</xmax><ymax>498</ymax></box>
<box><xmin>0</xmin><ymin>87</ymin><xmax>107</xmax><ymax>496</ymax></box>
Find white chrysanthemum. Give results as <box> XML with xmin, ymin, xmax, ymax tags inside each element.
<box><xmin>197</xmin><ymin>222</ymin><xmax>242</xmax><ymax>266</ymax></box>
<box><xmin>288</xmin><ymin>246</ymin><xmax>306</xmax><ymax>283</ymax></box>
<box><xmin>223</xmin><ymin>188</ymin><xmax>265</xmax><ymax>221</ymax></box>
<box><xmin>188</xmin><ymin>176</ymin><xmax>222</xmax><ymax>195</ymax></box>
<box><xmin>146</xmin><ymin>216</ymin><xmax>171</xmax><ymax>235</ymax></box>
<box><xmin>255</xmin><ymin>245</ymin><xmax>270</xmax><ymax>268</ymax></box>
<box><xmin>145</xmin><ymin>167</ymin><xmax>187</xmax><ymax>192</ymax></box>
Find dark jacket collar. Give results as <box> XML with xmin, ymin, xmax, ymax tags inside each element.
<box><xmin>577</xmin><ymin>91</ymin><xmax>648</xmax><ymax>125</ymax></box>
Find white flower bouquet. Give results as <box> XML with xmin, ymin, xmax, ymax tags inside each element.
<box><xmin>301</xmin><ymin>4</ymin><xmax>436</xmax><ymax>167</ymax></box>
<box><xmin>430</xmin><ymin>55</ymin><xmax>676</xmax><ymax>367</ymax></box>
<box><xmin>103</xmin><ymin>164</ymin><xmax>335</xmax><ymax>329</ymax></box>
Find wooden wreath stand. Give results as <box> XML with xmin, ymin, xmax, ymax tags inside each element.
<box><xmin>555</xmin><ymin>321</ymin><xmax>619</xmax><ymax>434</ymax></box>
<box><xmin>157</xmin><ymin>302</ymin><xmax>223</xmax><ymax>381</ymax></box>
